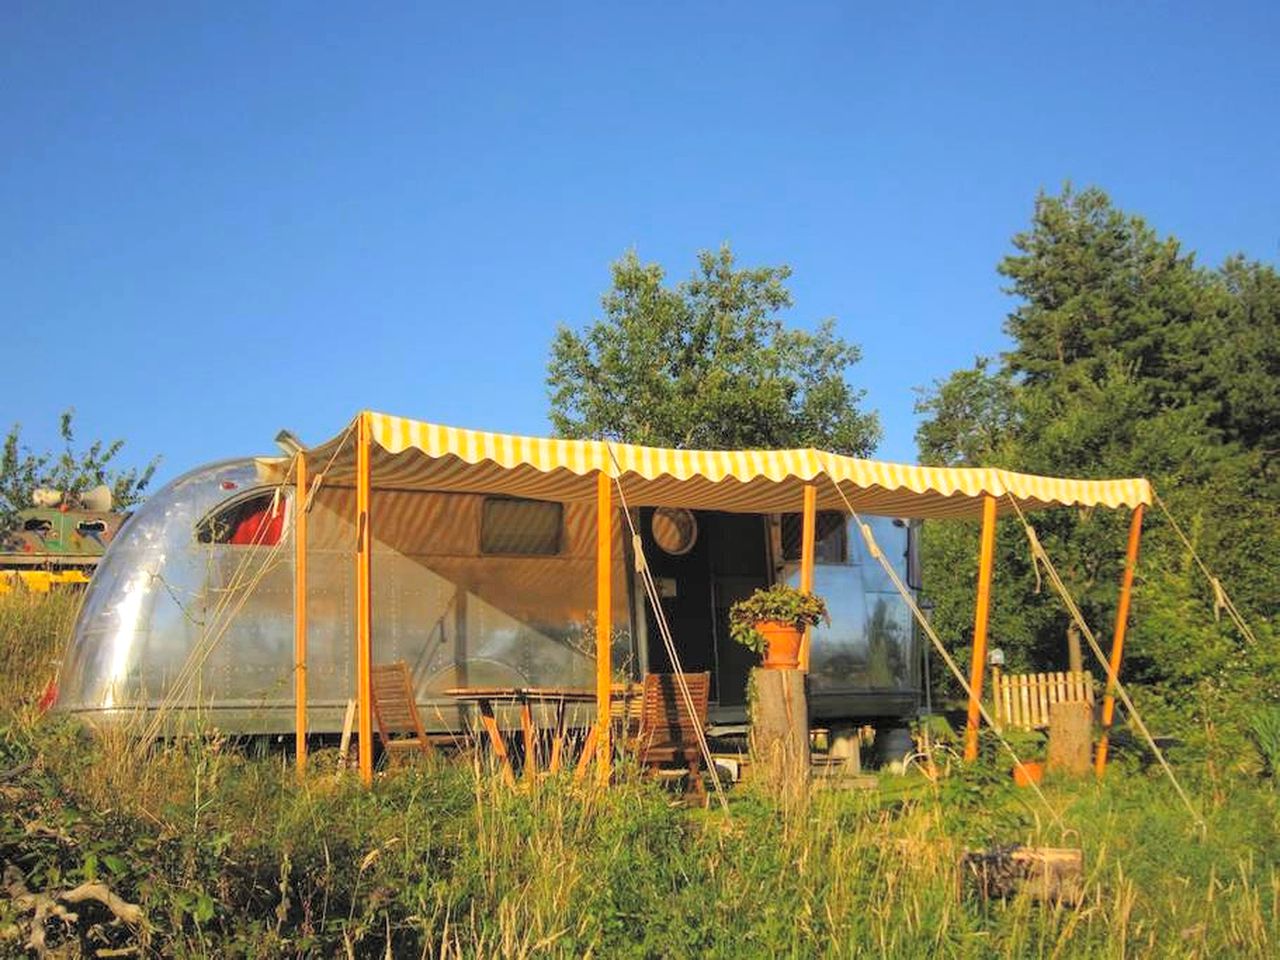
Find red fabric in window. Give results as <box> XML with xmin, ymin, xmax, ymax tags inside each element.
<box><xmin>229</xmin><ymin>503</ymin><xmax>284</xmax><ymax>545</ymax></box>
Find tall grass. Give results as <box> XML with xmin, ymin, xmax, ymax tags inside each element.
<box><xmin>2</xmin><ymin>591</ymin><xmax>1277</xmax><ymax>957</ymax></box>
<box><xmin>1248</xmin><ymin>705</ymin><xmax>1280</xmax><ymax>781</ymax></box>
<box><xmin>0</xmin><ymin>587</ymin><xmax>80</xmax><ymax>704</ymax></box>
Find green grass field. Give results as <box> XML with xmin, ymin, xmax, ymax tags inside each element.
<box><xmin>2</xmin><ymin>589</ymin><xmax>1276</xmax><ymax>957</ymax></box>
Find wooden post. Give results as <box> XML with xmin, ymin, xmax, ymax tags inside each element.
<box><xmin>595</xmin><ymin>471</ymin><xmax>612</xmax><ymax>785</ymax></box>
<box><xmin>963</xmin><ymin>495</ymin><xmax>998</xmax><ymax>761</ymax></box>
<box><xmin>828</xmin><ymin>724</ymin><xmax>861</xmax><ymax>774</ymax></box>
<box><xmin>1095</xmin><ymin>504</ymin><xmax>1144</xmax><ymax>777</ymax></box>
<box><xmin>1047</xmin><ymin>701</ymin><xmax>1092</xmax><ymax>778</ymax></box>
<box><xmin>293</xmin><ymin>452</ymin><xmax>308</xmax><ymax>774</ymax></box>
<box><xmin>798</xmin><ymin>484</ymin><xmax>817</xmax><ymax>672</ymax></box>
<box><xmin>356</xmin><ymin>413</ymin><xmax>374</xmax><ymax>787</ymax></box>
<box><xmin>749</xmin><ymin>667</ymin><xmax>810</xmax><ymax>798</ymax></box>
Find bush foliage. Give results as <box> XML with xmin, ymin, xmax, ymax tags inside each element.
<box><xmin>914</xmin><ymin>186</ymin><xmax>1278</xmax><ymax>746</ymax></box>
<box><xmin>1</xmin><ymin>590</ymin><xmax>1278</xmax><ymax>957</ymax></box>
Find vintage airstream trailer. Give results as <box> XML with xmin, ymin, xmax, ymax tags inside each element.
<box><xmin>57</xmin><ymin>442</ymin><xmax>924</xmax><ymax>737</ymax></box>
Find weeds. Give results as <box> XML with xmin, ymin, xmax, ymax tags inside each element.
<box><xmin>2</xmin><ymin>591</ymin><xmax>1278</xmax><ymax>956</ymax></box>
<box><xmin>0</xmin><ymin>588</ymin><xmax>79</xmax><ymax>705</ymax></box>
<box><xmin>1248</xmin><ymin>705</ymin><xmax>1280</xmax><ymax>782</ymax></box>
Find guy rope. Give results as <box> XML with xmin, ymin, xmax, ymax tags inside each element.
<box><xmin>606</xmin><ymin>443</ymin><xmax>731</xmax><ymax>814</ymax></box>
<box><xmin>1004</xmin><ymin>494</ymin><xmax>1205</xmax><ymax>830</ymax></box>
<box><xmin>820</xmin><ymin>470</ymin><xmax>1069</xmax><ymax>832</ymax></box>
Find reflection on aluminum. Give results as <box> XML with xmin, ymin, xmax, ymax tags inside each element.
<box><xmin>786</xmin><ymin>516</ymin><xmax>919</xmax><ymax>695</ymax></box>
<box><xmin>58</xmin><ymin>459</ymin><xmax>621</xmax><ymax>734</ymax></box>
<box><xmin>59</xmin><ymin>458</ymin><xmax>921</xmax><ymax>734</ymax></box>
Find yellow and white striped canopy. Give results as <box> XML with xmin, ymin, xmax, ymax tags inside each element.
<box><xmin>288</xmin><ymin>411</ymin><xmax>1151</xmax><ymax>519</ymax></box>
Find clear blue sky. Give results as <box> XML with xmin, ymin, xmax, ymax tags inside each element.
<box><xmin>4</xmin><ymin>2</ymin><xmax>1277</xmax><ymax>487</ymax></box>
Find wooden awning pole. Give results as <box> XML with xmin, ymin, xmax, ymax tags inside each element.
<box><xmin>1095</xmin><ymin>503</ymin><xmax>1144</xmax><ymax>777</ymax></box>
<box><xmin>799</xmin><ymin>484</ymin><xmax>818</xmax><ymax>671</ymax></box>
<box><xmin>294</xmin><ymin>452</ymin><xmax>308</xmax><ymax>775</ymax></box>
<box><xmin>963</xmin><ymin>495</ymin><xmax>998</xmax><ymax>761</ymax></box>
<box><xmin>595</xmin><ymin>471</ymin><xmax>612</xmax><ymax>785</ymax></box>
<box><xmin>356</xmin><ymin>412</ymin><xmax>374</xmax><ymax>787</ymax></box>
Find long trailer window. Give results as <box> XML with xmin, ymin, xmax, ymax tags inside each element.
<box><xmin>480</xmin><ymin>498</ymin><xmax>562</xmax><ymax>556</ymax></box>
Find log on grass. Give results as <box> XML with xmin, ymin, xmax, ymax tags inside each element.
<box><xmin>960</xmin><ymin>845</ymin><xmax>1084</xmax><ymax>905</ymax></box>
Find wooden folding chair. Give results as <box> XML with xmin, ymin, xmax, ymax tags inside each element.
<box><xmin>629</xmin><ymin>672</ymin><xmax>711</xmax><ymax>794</ymax></box>
<box><xmin>371</xmin><ymin>661</ymin><xmax>436</xmax><ymax>762</ymax></box>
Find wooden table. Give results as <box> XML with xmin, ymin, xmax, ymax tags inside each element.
<box><xmin>443</xmin><ymin>685</ymin><xmax>639</xmax><ymax>785</ymax></box>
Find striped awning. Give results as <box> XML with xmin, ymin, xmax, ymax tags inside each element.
<box><xmin>283</xmin><ymin>411</ymin><xmax>1151</xmax><ymax>519</ymax></box>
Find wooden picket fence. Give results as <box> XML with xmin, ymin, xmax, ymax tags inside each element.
<box><xmin>991</xmin><ymin>669</ymin><xmax>1095</xmax><ymax>731</ymax></box>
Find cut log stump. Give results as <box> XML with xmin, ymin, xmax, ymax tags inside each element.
<box><xmin>1047</xmin><ymin>700</ymin><xmax>1092</xmax><ymax>778</ymax></box>
<box><xmin>749</xmin><ymin>668</ymin><xmax>810</xmax><ymax>799</ymax></box>
<box><xmin>961</xmin><ymin>846</ymin><xmax>1084</xmax><ymax>905</ymax></box>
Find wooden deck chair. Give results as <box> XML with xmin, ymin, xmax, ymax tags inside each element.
<box><xmin>371</xmin><ymin>661</ymin><xmax>436</xmax><ymax>762</ymax></box>
<box><xmin>609</xmin><ymin>681</ymin><xmax>644</xmax><ymax>737</ymax></box>
<box><xmin>629</xmin><ymin>672</ymin><xmax>711</xmax><ymax>794</ymax></box>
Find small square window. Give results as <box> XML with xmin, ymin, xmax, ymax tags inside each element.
<box><xmin>481</xmin><ymin>498</ymin><xmax>562</xmax><ymax>556</ymax></box>
<box><xmin>780</xmin><ymin>511</ymin><xmax>848</xmax><ymax>564</ymax></box>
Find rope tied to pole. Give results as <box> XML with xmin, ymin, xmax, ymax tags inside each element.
<box><xmin>827</xmin><ymin>474</ymin><xmax>1068</xmax><ymax>832</ymax></box>
<box><xmin>1153</xmin><ymin>490</ymin><xmax>1258</xmax><ymax>647</ymax></box>
<box><xmin>605</xmin><ymin>443</ymin><xmax>731</xmax><ymax>815</ymax></box>
<box><xmin>1210</xmin><ymin>577</ymin><xmax>1227</xmax><ymax>624</ymax></box>
<box><xmin>1024</xmin><ymin>525</ymin><xmax>1044</xmax><ymax>595</ymax></box>
<box><xmin>1006</xmin><ymin>494</ymin><xmax>1205</xmax><ymax>830</ymax></box>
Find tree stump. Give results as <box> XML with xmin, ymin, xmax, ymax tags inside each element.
<box><xmin>961</xmin><ymin>846</ymin><xmax>1084</xmax><ymax>904</ymax></box>
<box><xmin>749</xmin><ymin>668</ymin><xmax>810</xmax><ymax>799</ymax></box>
<box><xmin>1047</xmin><ymin>700</ymin><xmax>1092</xmax><ymax>778</ymax></box>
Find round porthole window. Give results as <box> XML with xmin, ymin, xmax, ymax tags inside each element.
<box><xmin>651</xmin><ymin>507</ymin><xmax>698</xmax><ymax>556</ymax></box>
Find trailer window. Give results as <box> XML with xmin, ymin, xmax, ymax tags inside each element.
<box><xmin>480</xmin><ymin>498</ymin><xmax>562</xmax><ymax>556</ymax></box>
<box><xmin>780</xmin><ymin>511</ymin><xmax>847</xmax><ymax>564</ymax></box>
<box><xmin>197</xmin><ymin>492</ymin><xmax>286</xmax><ymax>546</ymax></box>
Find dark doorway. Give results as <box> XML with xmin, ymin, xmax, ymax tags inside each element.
<box><xmin>639</xmin><ymin>509</ymin><xmax>770</xmax><ymax>709</ymax></box>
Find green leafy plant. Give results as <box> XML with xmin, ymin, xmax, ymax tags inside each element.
<box><xmin>728</xmin><ymin>583</ymin><xmax>828</xmax><ymax>653</ymax></box>
<box><xmin>1247</xmin><ymin>704</ymin><xmax>1280</xmax><ymax>780</ymax></box>
<box><xmin>547</xmin><ymin>245</ymin><xmax>880</xmax><ymax>455</ymax></box>
<box><xmin>2</xmin><ymin>409</ymin><xmax>160</xmax><ymax>528</ymax></box>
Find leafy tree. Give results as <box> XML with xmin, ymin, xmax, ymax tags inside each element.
<box><xmin>547</xmin><ymin>246</ymin><xmax>880</xmax><ymax>454</ymax></box>
<box><xmin>915</xmin><ymin>186</ymin><xmax>1278</xmax><ymax>717</ymax></box>
<box><xmin>1</xmin><ymin>410</ymin><xmax>159</xmax><ymax>527</ymax></box>
<box><xmin>913</xmin><ymin>358</ymin><xmax>1017</xmax><ymax>467</ymax></box>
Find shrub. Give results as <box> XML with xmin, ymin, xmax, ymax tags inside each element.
<box><xmin>1248</xmin><ymin>704</ymin><xmax>1280</xmax><ymax>780</ymax></box>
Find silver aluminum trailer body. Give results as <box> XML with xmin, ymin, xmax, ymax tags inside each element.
<box><xmin>57</xmin><ymin>458</ymin><xmax>921</xmax><ymax>733</ymax></box>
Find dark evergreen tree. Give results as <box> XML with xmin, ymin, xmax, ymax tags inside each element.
<box><xmin>916</xmin><ymin>187</ymin><xmax>1278</xmax><ymax>729</ymax></box>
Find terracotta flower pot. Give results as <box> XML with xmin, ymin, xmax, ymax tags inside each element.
<box><xmin>757</xmin><ymin>620</ymin><xmax>804</xmax><ymax>670</ymax></box>
<box><xmin>1012</xmin><ymin>760</ymin><xmax>1044</xmax><ymax>787</ymax></box>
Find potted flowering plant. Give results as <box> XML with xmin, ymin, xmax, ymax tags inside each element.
<box><xmin>729</xmin><ymin>583</ymin><xmax>829</xmax><ymax>670</ymax></box>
